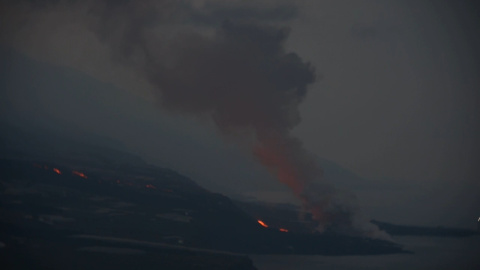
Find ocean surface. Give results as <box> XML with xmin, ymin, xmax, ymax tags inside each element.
<box><xmin>251</xmin><ymin>235</ymin><xmax>480</xmax><ymax>270</ymax></box>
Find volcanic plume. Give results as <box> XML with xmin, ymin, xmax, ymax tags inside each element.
<box><xmin>0</xmin><ymin>0</ymin><xmax>387</xmax><ymax>238</ymax></box>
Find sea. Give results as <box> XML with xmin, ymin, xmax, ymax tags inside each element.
<box><xmin>251</xmin><ymin>235</ymin><xmax>480</xmax><ymax>270</ymax></box>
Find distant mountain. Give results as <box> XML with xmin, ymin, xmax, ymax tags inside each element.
<box><xmin>0</xmin><ymin>122</ymin><xmax>146</xmax><ymax>169</ymax></box>
<box><xmin>0</xmin><ymin>46</ymin><xmax>153</xmax><ymax>130</ymax></box>
<box><xmin>371</xmin><ymin>220</ymin><xmax>478</xmax><ymax>237</ymax></box>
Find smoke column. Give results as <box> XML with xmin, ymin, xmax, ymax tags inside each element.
<box><xmin>0</xmin><ymin>0</ymin><xmax>388</xmax><ymax>238</ymax></box>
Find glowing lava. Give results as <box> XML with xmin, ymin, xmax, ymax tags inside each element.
<box><xmin>72</xmin><ymin>171</ymin><xmax>88</xmax><ymax>179</ymax></box>
<box><xmin>145</xmin><ymin>184</ymin><xmax>156</xmax><ymax>189</ymax></box>
<box><xmin>53</xmin><ymin>168</ymin><xmax>62</xmax><ymax>175</ymax></box>
<box><xmin>257</xmin><ymin>220</ymin><xmax>269</xmax><ymax>228</ymax></box>
<box><xmin>279</xmin><ymin>228</ymin><xmax>289</xmax><ymax>232</ymax></box>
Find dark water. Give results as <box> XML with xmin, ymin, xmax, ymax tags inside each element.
<box><xmin>251</xmin><ymin>235</ymin><xmax>480</xmax><ymax>270</ymax></box>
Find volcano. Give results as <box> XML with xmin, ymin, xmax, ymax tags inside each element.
<box><xmin>0</xmin><ymin>125</ymin><xmax>407</xmax><ymax>269</ymax></box>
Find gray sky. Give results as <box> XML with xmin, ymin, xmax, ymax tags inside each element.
<box><xmin>1</xmin><ymin>0</ymin><xmax>479</xmax><ymax>228</ymax></box>
<box><xmin>288</xmin><ymin>1</ymin><xmax>480</xmax><ymax>227</ymax></box>
<box><xmin>290</xmin><ymin>1</ymin><xmax>480</xmax><ymax>227</ymax></box>
<box><xmin>292</xmin><ymin>1</ymin><xmax>479</xmax><ymax>183</ymax></box>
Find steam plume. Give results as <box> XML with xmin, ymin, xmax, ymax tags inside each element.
<box><xmin>0</xmin><ymin>0</ymin><xmax>388</xmax><ymax>238</ymax></box>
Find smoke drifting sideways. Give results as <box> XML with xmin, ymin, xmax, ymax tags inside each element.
<box><xmin>0</xmin><ymin>0</ymin><xmax>389</xmax><ymax>239</ymax></box>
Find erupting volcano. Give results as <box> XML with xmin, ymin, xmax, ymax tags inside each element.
<box><xmin>8</xmin><ymin>0</ymin><xmax>386</xmax><ymax>239</ymax></box>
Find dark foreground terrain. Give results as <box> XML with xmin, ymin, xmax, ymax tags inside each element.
<box><xmin>0</xmin><ymin>125</ymin><xmax>407</xmax><ymax>269</ymax></box>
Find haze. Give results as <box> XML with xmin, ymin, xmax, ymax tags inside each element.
<box><xmin>1</xmin><ymin>0</ymin><xmax>479</xmax><ymax>229</ymax></box>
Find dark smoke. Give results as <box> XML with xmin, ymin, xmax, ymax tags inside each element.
<box><xmin>0</xmin><ymin>0</ymin><xmax>389</xmax><ymax>238</ymax></box>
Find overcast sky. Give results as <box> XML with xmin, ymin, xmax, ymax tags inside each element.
<box><xmin>1</xmin><ymin>0</ymin><xmax>479</xmax><ymax>228</ymax></box>
<box><xmin>288</xmin><ymin>1</ymin><xmax>480</xmax><ymax>227</ymax></box>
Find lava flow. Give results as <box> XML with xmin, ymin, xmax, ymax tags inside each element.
<box><xmin>279</xmin><ymin>228</ymin><xmax>289</xmax><ymax>232</ymax></box>
<box><xmin>53</xmin><ymin>168</ymin><xmax>61</xmax><ymax>175</ymax></box>
<box><xmin>257</xmin><ymin>220</ymin><xmax>269</xmax><ymax>228</ymax></box>
<box><xmin>72</xmin><ymin>170</ymin><xmax>88</xmax><ymax>179</ymax></box>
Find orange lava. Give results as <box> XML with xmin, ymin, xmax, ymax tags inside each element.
<box><xmin>257</xmin><ymin>220</ymin><xmax>269</xmax><ymax>228</ymax></box>
<box><xmin>72</xmin><ymin>170</ymin><xmax>88</xmax><ymax>179</ymax></box>
<box><xmin>53</xmin><ymin>168</ymin><xmax>62</xmax><ymax>175</ymax></box>
<box><xmin>145</xmin><ymin>184</ymin><xmax>157</xmax><ymax>189</ymax></box>
<box><xmin>279</xmin><ymin>228</ymin><xmax>289</xmax><ymax>232</ymax></box>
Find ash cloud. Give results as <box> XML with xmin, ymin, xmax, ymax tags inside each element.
<box><xmin>0</xmin><ymin>0</ymin><xmax>388</xmax><ymax>238</ymax></box>
<box><xmin>188</xmin><ymin>3</ymin><xmax>298</xmax><ymax>25</ymax></box>
<box><xmin>148</xmin><ymin>22</ymin><xmax>315</xmax><ymax>132</ymax></box>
